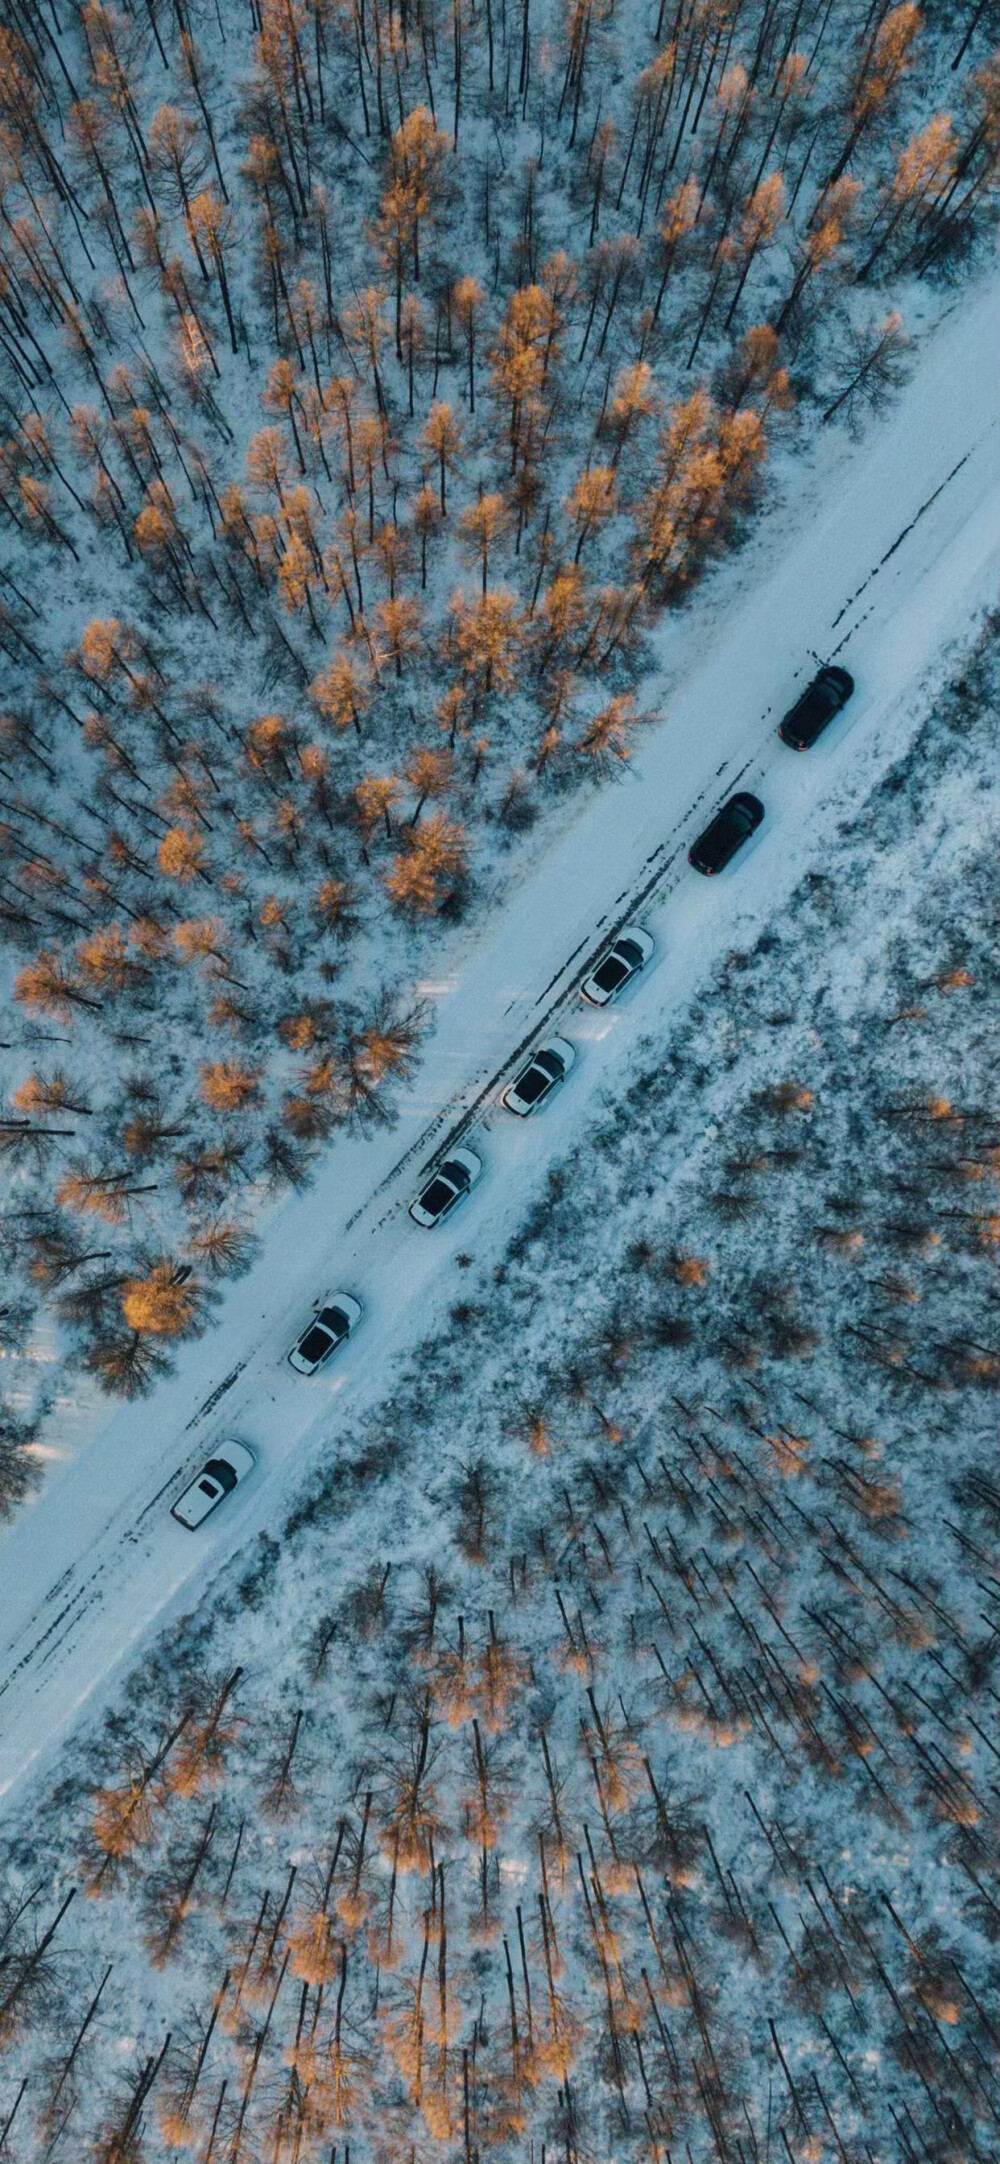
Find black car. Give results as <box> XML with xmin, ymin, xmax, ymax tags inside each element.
<box><xmin>688</xmin><ymin>791</ymin><xmax>764</xmax><ymax>875</ymax></box>
<box><xmin>778</xmin><ymin>665</ymin><xmax>854</xmax><ymax>750</ymax></box>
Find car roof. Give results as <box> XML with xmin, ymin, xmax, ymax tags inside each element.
<box><xmin>298</xmin><ymin>1320</ymin><xmax>335</xmax><ymax>1352</ymax></box>
<box><xmin>422</xmin><ymin>1171</ymin><xmax>456</xmax><ymax>1201</ymax></box>
<box><xmin>512</xmin><ymin>1063</ymin><xmax>550</xmax><ymax>1098</ymax></box>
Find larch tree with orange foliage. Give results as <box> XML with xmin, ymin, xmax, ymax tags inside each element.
<box><xmin>422</xmin><ymin>401</ymin><xmax>463</xmax><ymax>514</ymax></box>
<box><xmin>120</xmin><ymin>1257</ymin><xmax>207</xmax><ymax>1339</ymax></box>
<box><xmin>411</xmin><ymin>480</ymin><xmax>441</xmax><ymax>589</ymax></box>
<box><xmin>355</xmin><ymin>772</ymin><xmax>403</xmax><ymax>857</ymax></box>
<box><xmin>603</xmin><ymin>360</ymin><xmax>656</xmax><ymax>469</ymax></box>
<box><xmin>309</xmin><ymin>644</ymin><xmax>370</xmax><ymax>740</ymax></box>
<box><xmin>638</xmin><ymin>389</ymin><xmax>768</xmax><ymax>591</ymax></box>
<box><xmin>534</xmin><ymin>563</ymin><xmax>588</xmax><ymax>670</ymax></box>
<box><xmin>343</xmin><ymin>285</ymin><xmax>390</xmax><ymax>414</ymax></box>
<box><xmin>576</xmin><ymin>694</ymin><xmax>650</xmax><ymax>778</ymax></box>
<box><xmin>826</xmin><ymin>1</ymin><xmax>924</xmax><ymax>188</ymax></box>
<box><xmin>158</xmin><ymin>826</ymin><xmax>209</xmax><ymax>883</ymax></box>
<box><xmin>200</xmin><ymin>1061</ymin><xmax>262</xmax><ymax>1114</ymax></box>
<box><xmin>772</xmin><ymin>176</ymin><xmax>861</xmax><ymax>335</ymax></box>
<box><xmin>186</xmin><ymin>190</ymin><xmax>239</xmax><ymax>353</ymax></box>
<box><xmin>277</xmin><ymin>528</ymin><xmax>322</xmax><ymax>631</ymax></box>
<box><xmin>453</xmin><ymin>274</ymin><xmax>485</xmax><ymax>411</ymax></box>
<box><xmin>857</xmin><ymin>114</ymin><xmax>957</xmax><ymax>279</ymax></box>
<box><xmin>720</xmin><ymin>325</ymin><xmax>793</xmax><ymax>419</ymax></box>
<box><xmin>723</xmin><ymin>171</ymin><xmax>787</xmax><ymax>330</ymax></box>
<box><xmin>451</xmin><ymin>588</ymin><xmax>522</xmax><ymax>700</ymax></box>
<box><xmin>263</xmin><ymin>358</ymin><xmax>309</xmax><ymax>474</ymax></box>
<box><xmin>385</xmin><ymin>106</ymin><xmax>450</xmax><ymax>281</ymax></box>
<box><xmin>491</xmin><ymin>286</ymin><xmax>551</xmax><ymax>477</ymax></box>
<box><xmin>404</xmin><ymin>744</ymin><xmax>454</xmax><ymax>825</ymax></box>
<box><xmin>565</xmin><ymin>465</ymin><xmax>616</xmax><ymax>563</ymax></box>
<box><xmin>458</xmin><ymin>490</ymin><xmax>510</xmax><ymax>595</ymax></box>
<box><xmin>385</xmin><ymin>812</ymin><xmax>468</xmax><ymax>914</ymax></box>
<box><xmin>376</xmin><ymin>593</ymin><xmax>422</xmax><ymax>678</ymax></box>
<box><xmin>650</xmin><ymin>176</ymin><xmax>701</xmax><ymax>328</ymax></box>
<box><xmin>376</xmin><ymin>178</ymin><xmax>412</xmax><ymax>359</ymax></box>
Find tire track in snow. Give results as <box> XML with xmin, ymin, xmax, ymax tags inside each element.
<box><xmin>829</xmin><ymin>441</ymin><xmax>983</xmax><ymax>637</ymax></box>
<box><xmin>185</xmin><ymin>1360</ymin><xmax>248</xmax><ymax>1433</ymax></box>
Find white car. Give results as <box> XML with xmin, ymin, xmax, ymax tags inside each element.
<box><xmin>171</xmin><ymin>1439</ymin><xmax>256</xmax><ymax>1530</ymax></box>
<box><xmin>502</xmin><ymin>1037</ymin><xmax>576</xmax><ymax>1116</ymax></box>
<box><xmin>288</xmin><ymin>1292</ymin><xmax>363</xmax><ymax>1375</ymax></box>
<box><xmin>581</xmin><ymin>925</ymin><xmax>654</xmax><ymax>1006</ymax></box>
<box><xmin>409</xmin><ymin>1147</ymin><xmax>482</xmax><ymax>1227</ymax></box>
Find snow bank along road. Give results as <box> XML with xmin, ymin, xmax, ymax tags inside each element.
<box><xmin>1</xmin><ymin>277</ymin><xmax>997</xmax><ymax>1809</ymax></box>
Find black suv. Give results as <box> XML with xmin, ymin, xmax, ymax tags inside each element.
<box><xmin>689</xmin><ymin>791</ymin><xmax>764</xmax><ymax>875</ymax></box>
<box><xmin>778</xmin><ymin>665</ymin><xmax>854</xmax><ymax>750</ymax></box>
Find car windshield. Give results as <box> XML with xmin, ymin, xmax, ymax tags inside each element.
<box><xmin>515</xmin><ymin>1063</ymin><xmax>550</xmax><ymax>1103</ymax></box>
<box><xmin>204</xmin><ymin>1458</ymin><xmax>237</xmax><ymax>1491</ymax></box>
<box><xmin>318</xmin><ymin>1306</ymin><xmax>349</xmax><ymax>1337</ymax></box>
<box><xmin>297</xmin><ymin>1323</ymin><xmax>333</xmax><ymax>1365</ymax></box>
<box><xmin>617</xmin><ymin>939</ymin><xmax>643</xmax><ymax>966</ymax></box>
<box><xmin>420</xmin><ymin>1176</ymin><xmax>454</xmax><ymax>1215</ymax></box>
<box><xmin>595</xmin><ymin>954</ymin><xmax>628</xmax><ymax>990</ymax></box>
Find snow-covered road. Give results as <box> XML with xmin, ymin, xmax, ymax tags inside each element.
<box><xmin>1</xmin><ymin>274</ymin><xmax>997</xmax><ymax>1809</ymax></box>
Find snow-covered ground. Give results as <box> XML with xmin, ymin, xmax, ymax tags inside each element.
<box><xmin>0</xmin><ymin>268</ymin><xmax>996</xmax><ymax>1810</ymax></box>
<box><xmin>1</xmin><ymin>512</ymin><xmax>997</xmax><ymax>2163</ymax></box>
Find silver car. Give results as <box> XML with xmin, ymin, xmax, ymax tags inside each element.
<box><xmin>502</xmin><ymin>1037</ymin><xmax>576</xmax><ymax>1117</ymax></box>
<box><xmin>171</xmin><ymin>1439</ymin><xmax>256</xmax><ymax>1530</ymax></box>
<box><xmin>581</xmin><ymin>926</ymin><xmax>654</xmax><ymax>1007</ymax></box>
<box><xmin>288</xmin><ymin>1292</ymin><xmax>363</xmax><ymax>1375</ymax></box>
<box><xmin>409</xmin><ymin>1147</ymin><xmax>482</xmax><ymax>1227</ymax></box>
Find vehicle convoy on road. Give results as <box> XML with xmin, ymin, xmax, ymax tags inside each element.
<box><xmin>689</xmin><ymin>790</ymin><xmax>765</xmax><ymax>874</ymax></box>
<box><xmin>409</xmin><ymin>1147</ymin><xmax>483</xmax><ymax>1227</ymax></box>
<box><xmin>502</xmin><ymin>1038</ymin><xmax>577</xmax><ymax>1116</ymax></box>
<box><xmin>187</xmin><ymin>749</ymin><xmax>779</xmax><ymax>1502</ymax></box>
<box><xmin>288</xmin><ymin>1292</ymin><xmax>363</xmax><ymax>1374</ymax></box>
<box><xmin>778</xmin><ymin>665</ymin><xmax>855</xmax><ymax>749</ymax></box>
<box><xmin>171</xmin><ymin>1440</ymin><xmax>256</xmax><ymax>1529</ymax></box>
<box><xmin>182</xmin><ymin>732</ymin><xmax>784</xmax><ymax>1510</ymax></box>
<box><xmin>581</xmin><ymin>926</ymin><xmax>655</xmax><ymax>1006</ymax></box>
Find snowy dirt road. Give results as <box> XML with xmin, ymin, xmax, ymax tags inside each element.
<box><xmin>1</xmin><ymin>273</ymin><xmax>997</xmax><ymax>1810</ymax></box>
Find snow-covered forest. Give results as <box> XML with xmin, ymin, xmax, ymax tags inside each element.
<box><xmin>0</xmin><ymin>609</ymin><xmax>997</xmax><ymax>2160</ymax></box>
<box><xmin>1</xmin><ymin>0</ymin><xmax>998</xmax><ymax>2151</ymax></box>
<box><xmin>1</xmin><ymin>0</ymin><xmax>999</xmax><ymax>1499</ymax></box>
